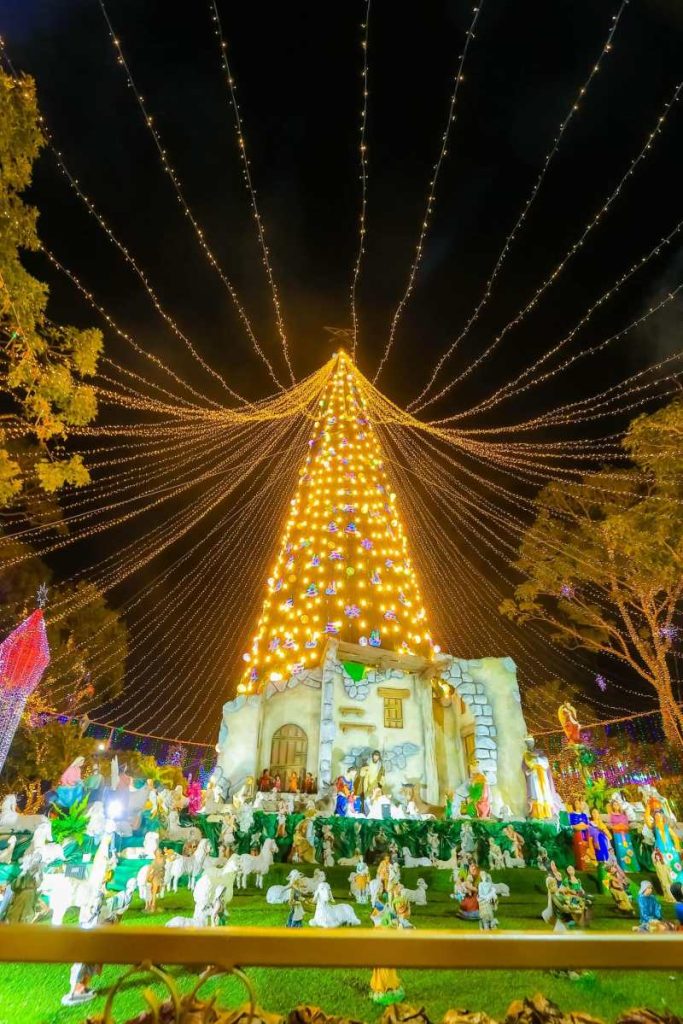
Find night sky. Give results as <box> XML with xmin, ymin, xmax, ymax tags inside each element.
<box><xmin>1</xmin><ymin>0</ymin><xmax>682</xmax><ymax>740</ymax></box>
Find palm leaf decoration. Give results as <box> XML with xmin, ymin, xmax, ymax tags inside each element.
<box><xmin>50</xmin><ymin>795</ymin><xmax>90</xmax><ymax>846</ymax></box>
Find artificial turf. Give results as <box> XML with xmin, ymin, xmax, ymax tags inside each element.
<box><xmin>0</xmin><ymin>865</ymin><xmax>680</xmax><ymax>1024</ymax></box>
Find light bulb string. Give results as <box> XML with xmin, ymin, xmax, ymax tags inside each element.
<box><xmin>448</xmin><ymin>223</ymin><xmax>683</xmax><ymax>422</ymax></box>
<box><xmin>414</xmin><ymin>79</ymin><xmax>683</xmax><ymax>414</ymax></box>
<box><xmin>350</xmin><ymin>0</ymin><xmax>372</xmax><ymax>363</ymax></box>
<box><xmin>80</xmin><ymin>425</ymin><xmax>307</xmax><ymax>729</ymax></box>
<box><xmin>373</xmin><ymin>0</ymin><xmax>485</xmax><ymax>383</ymax></box>
<box><xmin>408</xmin><ymin>0</ymin><xmax>630</xmax><ymax>409</ymax></box>
<box><xmin>208</xmin><ymin>0</ymin><xmax>295</xmax><ymax>385</ymax></box>
<box><xmin>96</xmin><ymin>0</ymin><xmax>286</xmax><ymax>391</ymax></box>
<box><xmin>43</xmin><ymin>443</ymin><xmax>296</xmax><ymax>706</ymax></box>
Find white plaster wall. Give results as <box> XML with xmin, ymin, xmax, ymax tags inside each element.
<box><xmin>330</xmin><ymin>668</ymin><xmax>428</xmax><ymax>797</ymax></box>
<box><xmin>216</xmin><ymin>696</ymin><xmax>261</xmax><ymax>790</ymax></box>
<box><xmin>216</xmin><ymin>651</ymin><xmax>527</xmax><ymax>810</ymax></box>
<box><xmin>436</xmin><ymin>699</ymin><xmax>469</xmax><ymax>796</ymax></box>
<box><xmin>469</xmin><ymin>657</ymin><xmax>527</xmax><ymax>814</ymax></box>
<box><xmin>259</xmin><ymin>683</ymin><xmax>321</xmax><ymax>777</ymax></box>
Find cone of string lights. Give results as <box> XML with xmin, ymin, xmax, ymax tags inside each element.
<box><xmin>0</xmin><ymin>599</ymin><xmax>51</xmax><ymax>775</ymax></box>
<box><xmin>239</xmin><ymin>350</ymin><xmax>438</xmax><ymax>694</ymax></box>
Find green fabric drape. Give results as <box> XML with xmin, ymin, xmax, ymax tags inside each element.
<box><xmin>187</xmin><ymin>813</ymin><xmax>574</xmax><ymax>867</ymax></box>
<box><xmin>1</xmin><ymin>815</ymin><xmax>652</xmax><ymax>891</ymax></box>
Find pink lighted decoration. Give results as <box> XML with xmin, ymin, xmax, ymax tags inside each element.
<box><xmin>0</xmin><ymin>609</ymin><xmax>51</xmax><ymax>775</ymax></box>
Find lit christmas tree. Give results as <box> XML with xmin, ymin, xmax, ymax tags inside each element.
<box><xmin>240</xmin><ymin>351</ymin><xmax>437</xmax><ymax>693</ymax></box>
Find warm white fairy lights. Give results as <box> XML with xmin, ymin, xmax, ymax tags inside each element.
<box><xmin>1</xmin><ymin>11</ymin><xmax>680</xmax><ymax>740</ymax></box>
<box><xmin>238</xmin><ymin>352</ymin><xmax>436</xmax><ymax>695</ymax></box>
<box><xmin>374</xmin><ymin>1</ymin><xmax>485</xmax><ymax>383</ymax></box>
<box><xmin>408</xmin><ymin>0</ymin><xmax>630</xmax><ymax>409</ymax></box>
<box><xmin>0</xmin><ymin>35</ymin><xmax>249</xmax><ymax>407</ymax></box>
<box><xmin>437</xmin><ymin>220</ymin><xmax>683</xmax><ymax>425</ymax></box>
<box><xmin>413</xmin><ymin>79</ymin><xmax>683</xmax><ymax>413</ymax></box>
<box><xmin>40</xmin><ymin>246</ymin><xmax>222</xmax><ymax>411</ymax></box>
<box><xmin>350</xmin><ymin>0</ymin><xmax>372</xmax><ymax>363</ymax></box>
<box><xmin>0</xmin><ymin>347</ymin><xmax>675</xmax><ymax>738</ymax></box>
<box><xmin>48</xmin><ymin>145</ymin><xmax>250</xmax><ymax>407</ymax></box>
<box><xmin>208</xmin><ymin>0</ymin><xmax>295</xmax><ymax>385</ymax></box>
<box><xmin>97</xmin><ymin>0</ymin><xmax>285</xmax><ymax>391</ymax></box>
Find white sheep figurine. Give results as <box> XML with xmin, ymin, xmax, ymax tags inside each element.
<box><xmin>401</xmin><ymin>846</ymin><xmax>432</xmax><ymax>868</ymax></box>
<box><xmin>402</xmin><ymin>878</ymin><xmax>428</xmax><ymax>905</ymax></box>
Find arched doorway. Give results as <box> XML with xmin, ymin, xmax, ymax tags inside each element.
<box><xmin>270</xmin><ymin>723</ymin><xmax>308</xmax><ymax>787</ymax></box>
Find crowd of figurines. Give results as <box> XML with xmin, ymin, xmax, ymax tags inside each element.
<box><xmin>0</xmin><ymin>703</ymin><xmax>682</xmax><ymax>1007</ymax></box>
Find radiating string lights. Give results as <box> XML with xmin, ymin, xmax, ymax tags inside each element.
<box><xmin>413</xmin><ymin>78</ymin><xmax>683</xmax><ymax>413</ymax></box>
<box><xmin>442</xmin><ymin>216</ymin><xmax>683</xmax><ymax>422</ymax></box>
<box><xmin>373</xmin><ymin>1</ymin><xmax>485</xmax><ymax>383</ymax></box>
<box><xmin>408</xmin><ymin>0</ymin><xmax>630</xmax><ymax>409</ymax></box>
<box><xmin>1</xmin><ymin>9</ymin><xmax>680</xmax><ymax>742</ymax></box>
<box><xmin>96</xmin><ymin>0</ymin><xmax>284</xmax><ymax>391</ymax></box>
<box><xmin>208</xmin><ymin>0</ymin><xmax>295</xmax><ymax>385</ymax></box>
<box><xmin>350</xmin><ymin>0</ymin><xmax>372</xmax><ymax>363</ymax></box>
<box><xmin>0</xmin><ymin>37</ymin><xmax>250</xmax><ymax>407</ymax></box>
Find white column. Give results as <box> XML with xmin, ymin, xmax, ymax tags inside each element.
<box><xmin>416</xmin><ymin>677</ymin><xmax>439</xmax><ymax>804</ymax></box>
<box><xmin>317</xmin><ymin>642</ymin><xmax>338</xmax><ymax>787</ymax></box>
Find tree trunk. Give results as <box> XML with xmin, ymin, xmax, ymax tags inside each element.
<box><xmin>660</xmin><ymin>708</ymin><xmax>683</xmax><ymax>747</ymax></box>
<box><xmin>655</xmin><ymin>676</ymin><xmax>683</xmax><ymax>748</ymax></box>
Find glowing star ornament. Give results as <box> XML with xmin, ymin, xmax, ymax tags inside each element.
<box><xmin>239</xmin><ymin>352</ymin><xmax>436</xmax><ymax>692</ymax></box>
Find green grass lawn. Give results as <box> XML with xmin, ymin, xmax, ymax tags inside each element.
<box><xmin>0</xmin><ymin>865</ymin><xmax>681</xmax><ymax>1024</ymax></box>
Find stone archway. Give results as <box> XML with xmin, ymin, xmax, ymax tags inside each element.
<box><xmin>441</xmin><ymin>658</ymin><xmax>498</xmax><ymax>786</ymax></box>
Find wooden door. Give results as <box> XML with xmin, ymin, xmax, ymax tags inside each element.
<box><xmin>270</xmin><ymin>723</ymin><xmax>308</xmax><ymax>784</ymax></box>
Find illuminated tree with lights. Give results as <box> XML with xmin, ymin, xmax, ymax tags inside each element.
<box><xmin>240</xmin><ymin>352</ymin><xmax>437</xmax><ymax>692</ymax></box>
<box><xmin>502</xmin><ymin>399</ymin><xmax>683</xmax><ymax>746</ymax></box>
<box><xmin>0</xmin><ymin>70</ymin><xmax>103</xmax><ymax>506</ymax></box>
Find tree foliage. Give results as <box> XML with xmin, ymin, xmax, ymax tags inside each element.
<box><xmin>523</xmin><ymin>678</ymin><xmax>594</xmax><ymax>732</ymax></box>
<box><xmin>0</xmin><ymin>537</ymin><xmax>128</xmax><ymax>707</ymax></box>
<box><xmin>3</xmin><ymin>721</ymin><xmax>100</xmax><ymax>791</ymax></box>
<box><xmin>123</xmin><ymin>752</ymin><xmax>186</xmax><ymax>791</ymax></box>
<box><xmin>502</xmin><ymin>399</ymin><xmax>683</xmax><ymax>745</ymax></box>
<box><xmin>0</xmin><ymin>70</ymin><xmax>103</xmax><ymax>506</ymax></box>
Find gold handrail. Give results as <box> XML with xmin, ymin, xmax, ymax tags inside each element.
<box><xmin>0</xmin><ymin>926</ymin><xmax>681</xmax><ymax>971</ymax></box>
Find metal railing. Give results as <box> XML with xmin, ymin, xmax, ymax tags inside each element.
<box><xmin>0</xmin><ymin>925</ymin><xmax>681</xmax><ymax>971</ymax></box>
